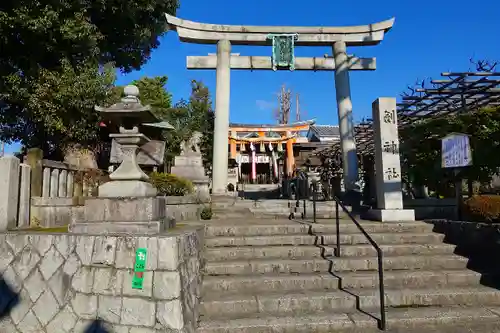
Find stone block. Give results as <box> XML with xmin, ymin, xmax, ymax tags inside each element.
<box><xmin>2</xmin><ymin>266</ymin><xmax>22</xmax><ymax>293</ymax></box>
<box><xmin>48</xmin><ymin>268</ymin><xmax>72</xmax><ymax>306</ymax></box>
<box><xmin>129</xmin><ymin>327</ymin><xmax>156</xmax><ymax>333</ymax></box>
<box><xmin>120</xmin><ymin>297</ymin><xmax>156</xmax><ymax>327</ymax></box>
<box><xmin>71</xmin><ymin>293</ymin><xmax>97</xmax><ymax>319</ymax></box>
<box><xmin>24</xmin><ymin>269</ymin><xmax>46</xmax><ymax>302</ymax></box>
<box><xmin>5</xmin><ymin>234</ymin><xmax>30</xmax><ymax>255</ymax></box>
<box><xmin>63</xmin><ymin>253</ymin><xmax>81</xmax><ymax>276</ymax></box>
<box><xmin>0</xmin><ymin>317</ymin><xmax>17</xmax><ymax>332</ymax></box>
<box><xmin>13</xmin><ymin>245</ymin><xmax>41</xmax><ymax>280</ymax></box>
<box><xmin>70</xmin><ymin>221</ymin><xmax>165</xmax><ymax>235</ymax></box>
<box><xmin>91</xmin><ymin>236</ymin><xmax>117</xmax><ymax>265</ymax></box>
<box><xmin>114</xmin><ymin>237</ymin><xmax>157</xmax><ymax>270</ymax></box>
<box><xmin>173</xmin><ymin>155</ymin><xmax>204</xmax><ymax>167</ymax></box>
<box><xmin>10</xmin><ymin>288</ymin><xmax>31</xmax><ymax>325</ymax></box>
<box><xmin>98</xmin><ymin>295</ymin><xmax>122</xmax><ymax>324</ymax></box>
<box><xmin>32</xmin><ymin>289</ymin><xmax>59</xmax><ymax>326</ymax></box>
<box><xmin>31</xmin><ymin>197</ymin><xmax>75</xmax><ymax>207</ymax></box>
<box><xmin>157</xmin><ymin>300</ymin><xmax>184</xmax><ymax>330</ymax></box>
<box><xmin>158</xmin><ymin>236</ymin><xmax>181</xmax><ymax>270</ymax></box>
<box><xmin>0</xmin><ymin>237</ymin><xmax>14</xmax><ymax>274</ymax></box>
<box><xmin>0</xmin><ymin>155</ymin><xmax>20</xmax><ymax>231</ymax></box>
<box><xmin>39</xmin><ymin>246</ymin><xmax>64</xmax><ymax>280</ymax></box>
<box><xmin>29</xmin><ymin>234</ymin><xmax>54</xmax><ymax>256</ymax></box>
<box><xmin>75</xmin><ymin>236</ymin><xmax>95</xmax><ymax>265</ymax></box>
<box><xmin>98</xmin><ymin>180</ymin><xmax>157</xmax><ymax>198</ymax></box>
<box><xmin>16</xmin><ymin>310</ymin><xmax>42</xmax><ymax>332</ymax></box>
<box><xmin>83</xmin><ymin>197</ymin><xmax>166</xmax><ymax>222</ymax></box>
<box><xmin>115</xmin><ymin>237</ymin><xmax>139</xmax><ymax>269</ymax></box>
<box><xmin>122</xmin><ymin>269</ymin><xmax>153</xmax><ymax>297</ymax></box>
<box><xmin>72</xmin><ymin>267</ymin><xmax>95</xmax><ymax>293</ymax></box>
<box><xmin>45</xmin><ymin>305</ymin><xmax>78</xmax><ymax>333</ymax></box>
<box><xmin>54</xmin><ymin>234</ymin><xmax>76</xmax><ymax>259</ymax></box>
<box><xmin>138</xmin><ymin>237</ymin><xmax>158</xmax><ymax>270</ymax></box>
<box><xmin>365</xmin><ymin>208</ymin><xmax>416</xmax><ymax>222</ymax></box>
<box><xmin>153</xmin><ymin>271</ymin><xmax>181</xmax><ymax>300</ymax></box>
<box><xmin>93</xmin><ymin>268</ymin><xmax>123</xmax><ymax>296</ymax></box>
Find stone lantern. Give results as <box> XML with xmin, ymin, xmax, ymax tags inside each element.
<box><xmin>69</xmin><ymin>85</ymin><xmax>174</xmax><ymax>235</ymax></box>
<box><xmin>97</xmin><ymin>85</ymin><xmax>173</xmax><ymax>197</ymax></box>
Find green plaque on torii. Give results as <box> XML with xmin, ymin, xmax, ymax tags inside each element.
<box><xmin>267</xmin><ymin>34</ymin><xmax>298</xmax><ymax>71</ymax></box>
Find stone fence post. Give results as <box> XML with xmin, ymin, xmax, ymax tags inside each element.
<box><xmin>0</xmin><ymin>155</ymin><xmax>20</xmax><ymax>231</ymax></box>
<box><xmin>18</xmin><ymin>163</ymin><xmax>31</xmax><ymax>228</ymax></box>
<box><xmin>26</xmin><ymin>148</ymin><xmax>43</xmax><ymax>197</ymax></box>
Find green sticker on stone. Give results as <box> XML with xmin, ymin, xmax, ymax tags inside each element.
<box><xmin>132</xmin><ymin>248</ymin><xmax>147</xmax><ymax>290</ymax></box>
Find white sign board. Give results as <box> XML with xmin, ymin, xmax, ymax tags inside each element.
<box><xmin>441</xmin><ymin>133</ymin><xmax>472</xmax><ymax>168</ymax></box>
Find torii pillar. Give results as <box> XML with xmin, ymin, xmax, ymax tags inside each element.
<box><xmin>165</xmin><ymin>14</ymin><xmax>395</xmax><ymax>195</ymax></box>
<box><xmin>212</xmin><ymin>40</ymin><xmax>232</xmax><ymax>195</ymax></box>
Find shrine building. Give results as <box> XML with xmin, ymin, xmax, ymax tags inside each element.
<box><xmin>227</xmin><ymin>121</ymin><xmax>340</xmax><ymax>184</ymax></box>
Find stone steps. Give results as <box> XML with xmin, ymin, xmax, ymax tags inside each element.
<box><xmin>204</xmin><ymin>255</ymin><xmax>469</xmax><ymax>275</ymax></box>
<box><xmin>204</xmin><ymin>221</ymin><xmax>434</xmax><ymax>237</ymax></box>
<box><xmin>197</xmin><ymin>218</ymin><xmax>500</xmax><ymax>332</ymax></box>
<box><xmin>200</xmin><ymin>286</ymin><xmax>500</xmax><ymax>318</ymax></box>
<box><xmin>197</xmin><ymin>306</ymin><xmax>500</xmax><ymax>333</ymax></box>
<box><xmin>202</xmin><ymin>269</ymin><xmax>483</xmax><ymax>294</ymax></box>
<box><xmin>204</xmin><ymin>243</ymin><xmax>457</xmax><ymax>261</ymax></box>
<box><xmin>205</xmin><ymin>232</ymin><xmax>445</xmax><ymax>247</ymax></box>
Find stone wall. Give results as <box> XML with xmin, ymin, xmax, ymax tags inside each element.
<box><xmin>404</xmin><ymin>198</ymin><xmax>456</xmax><ymax>219</ymax></box>
<box><xmin>31</xmin><ymin>197</ymin><xmax>84</xmax><ymax>228</ymax></box>
<box><xmin>164</xmin><ymin>195</ymin><xmax>208</xmax><ymax>224</ymax></box>
<box><xmin>0</xmin><ymin>227</ymin><xmax>204</xmax><ymax>332</ymax></box>
<box><xmin>32</xmin><ymin>195</ymin><xmax>208</xmax><ymax>228</ymax></box>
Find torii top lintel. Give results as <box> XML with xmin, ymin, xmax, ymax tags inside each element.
<box><xmin>165</xmin><ymin>14</ymin><xmax>395</xmax><ymax>46</ymax></box>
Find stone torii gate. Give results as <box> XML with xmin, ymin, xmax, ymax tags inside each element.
<box><xmin>165</xmin><ymin>14</ymin><xmax>395</xmax><ymax>195</ymax></box>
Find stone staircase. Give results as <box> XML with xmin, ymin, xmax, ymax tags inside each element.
<box><xmin>196</xmin><ymin>217</ymin><xmax>500</xmax><ymax>333</ymax></box>
<box><xmin>211</xmin><ymin>198</ymin><xmax>340</xmax><ymax>219</ymax></box>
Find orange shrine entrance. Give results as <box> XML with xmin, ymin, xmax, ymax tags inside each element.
<box><xmin>228</xmin><ymin>120</ymin><xmax>314</xmax><ymax>184</ymax></box>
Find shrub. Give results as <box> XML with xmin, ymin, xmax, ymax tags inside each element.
<box><xmin>200</xmin><ymin>206</ymin><xmax>213</xmax><ymax>220</ymax></box>
<box><xmin>74</xmin><ymin>168</ymin><xmax>109</xmax><ymax>197</ymax></box>
<box><xmin>149</xmin><ymin>172</ymin><xmax>194</xmax><ymax>196</ymax></box>
<box><xmin>463</xmin><ymin>195</ymin><xmax>500</xmax><ymax>223</ymax></box>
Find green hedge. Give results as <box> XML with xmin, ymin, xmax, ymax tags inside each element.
<box><xmin>463</xmin><ymin>195</ymin><xmax>500</xmax><ymax>223</ymax></box>
<box><xmin>149</xmin><ymin>172</ymin><xmax>194</xmax><ymax>196</ymax></box>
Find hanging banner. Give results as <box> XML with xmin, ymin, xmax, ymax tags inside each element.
<box><xmin>238</xmin><ymin>155</ymin><xmax>270</xmax><ymax>163</ymax></box>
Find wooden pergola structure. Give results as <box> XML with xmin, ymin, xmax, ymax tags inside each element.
<box><xmin>318</xmin><ymin>71</ymin><xmax>500</xmax><ymax>158</ymax></box>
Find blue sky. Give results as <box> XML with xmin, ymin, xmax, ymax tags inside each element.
<box><xmin>4</xmin><ymin>0</ymin><xmax>499</xmax><ymax>154</ymax></box>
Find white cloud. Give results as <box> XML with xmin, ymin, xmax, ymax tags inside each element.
<box><xmin>255</xmin><ymin>99</ymin><xmax>275</xmax><ymax>111</ymax></box>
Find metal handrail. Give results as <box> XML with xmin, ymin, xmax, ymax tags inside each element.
<box><xmin>311</xmin><ymin>182</ymin><xmax>386</xmax><ymax>330</ymax></box>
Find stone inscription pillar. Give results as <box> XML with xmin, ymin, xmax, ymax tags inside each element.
<box><xmin>212</xmin><ymin>39</ymin><xmax>232</xmax><ymax>195</ymax></box>
<box><xmin>368</xmin><ymin>97</ymin><xmax>414</xmax><ymax>222</ymax></box>
<box><xmin>333</xmin><ymin>41</ymin><xmax>359</xmax><ymax>191</ymax></box>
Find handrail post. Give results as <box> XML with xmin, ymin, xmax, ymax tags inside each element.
<box><xmin>302</xmin><ymin>196</ymin><xmax>306</xmax><ymax>219</ymax></box>
<box><xmin>312</xmin><ymin>182</ymin><xmax>317</xmax><ymax>223</ymax></box>
<box><xmin>335</xmin><ymin>199</ymin><xmax>340</xmax><ymax>257</ymax></box>
<box><xmin>377</xmin><ymin>248</ymin><xmax>387</xmax><ymax>330</ymax></box>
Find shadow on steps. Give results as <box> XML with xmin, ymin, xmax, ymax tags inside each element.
<box><xmin>426</xmin><ymin>220</ymin><xmax>500</xmax><ymax>290</ymax></box>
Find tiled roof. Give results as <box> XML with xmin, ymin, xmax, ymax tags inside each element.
<box><xmin>310</xmin><ymin>125</ymin><xmax>340</xmax><ymax>137</ymax></box>
<box><xmin>229</xmin><ymin>119</ymin><xmax>315</xmax><ymax>128</ymax></box>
